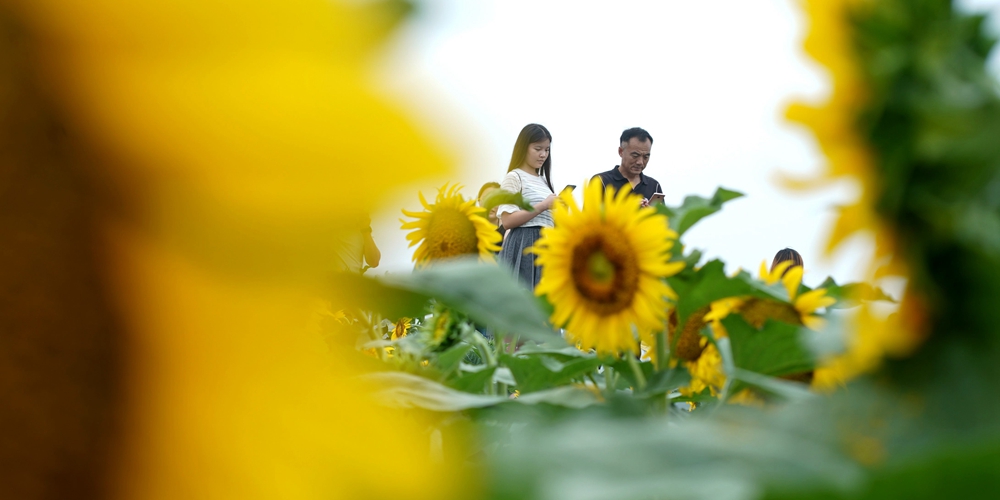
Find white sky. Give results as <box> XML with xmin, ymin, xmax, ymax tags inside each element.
<box><xmin>368</xmin><ymin>0</ymin><xmax>1000</xmax><ymax>290</ymax></box>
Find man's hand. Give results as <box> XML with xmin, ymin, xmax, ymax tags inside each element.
<box><xmin>363</xmin><ymin>234</ymin><xmax>381</xmax><ymax>268</ymax></box>
<box><xmin>640</xmin><ymin>198</ymin><xmax>650</xmax><ymax>208</ymax></box>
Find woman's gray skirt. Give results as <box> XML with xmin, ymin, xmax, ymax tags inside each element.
<box><xmin>498</xmin><ymin>226</ymin><xmax>544</xmax><ymax>291</ymax></box>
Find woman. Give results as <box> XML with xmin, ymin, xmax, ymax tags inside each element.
<box><xmin>496</xmin><ymin>124</ymin><xmax>558</xmax><ymax>290</ymax></box>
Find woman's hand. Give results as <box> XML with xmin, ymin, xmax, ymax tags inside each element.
<box><xmin>536</xmin><ymin>193</ymin><xmax>558</xmax><ymax>212</ymax></box>
<box><xmin>501</xmin><ymin>194</ymin><xmax>559</xmax><ymax>230</ymax></box>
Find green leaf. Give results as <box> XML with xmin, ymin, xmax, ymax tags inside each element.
<box><xmin>729</xmin><ymin>368</ymin><xmax>815</xmax><ymax>402</ymax></box>
<box><xmin>436</xmin><ymin>342</ymin><xmax>473</xmax><ymax>376</ymax></box>
<box><xmin>364</xmin><ymin>372</ymin><xmax>599</xmax><ymax>411</ymax></box>
<box><xmin>333</xmin><ymin>259</ymin><xmax>562</xmax><ymax>343</ymax></box>
<box><xmin>512</xmin><ymin>386</ymin><xmax>601</xmax><ymax>409</ymax></box>
<box><xmin>385</xmin><ymin>259</ymin><xmax>560</xmax><ymax>342</ymax></box>
<box><xmin>817</xmin><ymin>276</ymin><xmax>897</xmax><ymax>309</ymax></box>
<box><xmin>667</xmin><ymin>259</ymin><xmax>756</xmax><ymax>327</ymax></box>
<box><xmin>724</xmin><ymin>315</ymin><xmax>815</xmax><ymax>378</ymax></box>
<box><xmin>365</xmin><ymin>372</ymin><xmax>506</xmax><ymax>411</ymax></box>
<box><xmin>486</xmin><ymin>404</ymin><xmax>863</xmax><ymax>500</ymax></box>
<box><xmin>328</xmin><ymin>272</ymin><xmax>431</xmax><ymax>320</ymax></box>
<box><xmin>481</xmin><ymin>189</ymin><xmax>533</xmax><ymax>211</ymax></box>
<box><xmin>514</xmin><ymin>344</ymin><xmax>594</xmax><ymax>360</ymax></box>
<box><xmin>657</xmin><ymin>187</ymin><xmax>744</xmax><ymax>237</ymax></box>
<box><xmin>448</xmin><ymin>365</ymin><xmax>496</xmax><ymax>393</ymax></box>
<box><xmin>609</xmin><ymin>357</ymin><xmax>653</xmax><ymax>390</ymax></box>
<box><xmin>500</xmin><ymin>353</ymin><xmax>603</xmax><ymax>393</ymax></box>
<box><xmin>493</xmin><ymin>366</ymin><xmax>517</xmax><ymax>386</ymax></box>
<box><xmin>608</xmin><ymin>358</ymin><xmax>691</xmax><ymax>398</ymax></box>
<box><xmin>642</xmin><ymin>367</ymin><xmax>692</xmax><ymax>398</ymax></box>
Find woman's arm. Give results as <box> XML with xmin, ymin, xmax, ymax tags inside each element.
<box><xmin>500</xmin><ymin>194</ymin><xmax>557</xmax><ymax>230</ymax></box>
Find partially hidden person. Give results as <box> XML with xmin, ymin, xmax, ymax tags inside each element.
<box><xmin>771</xmin><ymin>247</ymin><xmax>804</xmax><ymax>276</ymax></box>
<box><xmin>332</xmin><ymin>214</ymin><xmax>381</xmax><ymax>273</ymax></box>
<box><xmin>477</xmin><ymin>181</ymin><xmax>504</xmax><ymax>244</ymax></box>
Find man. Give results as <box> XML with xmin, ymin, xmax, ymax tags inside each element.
<box><xmin>592</xmin><ymin>127</ymin><xmax>662</xmax><ymax>206</ymax></box>
<box><xmin>332</xmin><ymin>214</ymin><xmax>381</xmax><ymax>273</ymax></box>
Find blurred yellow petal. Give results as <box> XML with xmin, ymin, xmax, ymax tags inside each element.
<box><xmin>13</xmin><ymin>0</ymin><xmax>450</xmax><ymax>281</ymax></box>
<box><xmin>108</xmin><ymin>228</ymin><xmax>466</xmax><ymax>499</ymax></box>
<box><xmin>0</xmin><ymin>0</ymin><xmax>467</xmax><ymax>498</ymax></box>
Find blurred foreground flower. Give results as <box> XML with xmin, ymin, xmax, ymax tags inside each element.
<box><xmin>532</xmin><ymin>179</ymin><xmax>684</xmax><ymax>357</ymax></box>
<box><xmin>785</xmin><ymin>0</ymin><xmax>920</xmax><ymax>385</ymax></box>
<box><xmin>0</xmin><ymin>0</ymin><xmax>469</xmax><ymax>498</ymax></box>
<box><xmin>401</xmin><ymin>183</ymin><xmax>502</xmax><ymax>266</ymax></box>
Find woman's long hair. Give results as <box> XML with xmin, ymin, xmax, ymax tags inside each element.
<box><xmin>506</xmin><ymin>123</ymin><xmax>554</xmax><ymax>192</ymax></box>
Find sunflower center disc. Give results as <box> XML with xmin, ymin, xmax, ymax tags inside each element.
<box><xmin>571</xmin><ymin>232</ymin><xmax>639</xmax><ymax>315</ymax></box>
<box><xmin>425</xmin><ymin>208</ymin><xmax>479</xmax><ymax>260</ymax></box>
<box><xmin>738</xmin><ymin>298</ymin><xmax>802</xmax><ymax>328</ymax></box>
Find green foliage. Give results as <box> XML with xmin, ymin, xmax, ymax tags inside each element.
<box><xmin>817</xmin><ymin>277</ymin><xmax>896</xmax><ymax>309</ymax></box>
<box><xmin>436</xmin><ymin>342</ymin><xmax>473</xmax><ymax>376</ymax></box>
<box><xmin>667</xmin><ymin>259</ymin><xmax>783</xmax><ymax>328</ymax></box>
<box><xmin>657</xmin><ymin>187</ymin><xmax>744</xmax><ymax>237</ymax></box>
<box><xmin>725</xmin><ymin>315</ymin><xmax>816</xmax><ymax>378</ymax></box>
<box><xmin>480</xmin><ymin>189</ymin><xmax>534</xmax><ymax>211</ymax></box>
<box><xmin>364</xmin><ymin>372</ymin><xmax>600</xmax><ymax>411</ymax></box>
<box><xmin>333</xmin><ymin>258</ymin><xmax>561</xmax><ymax>342</ymax></box>
<box><xmin>500</xmin><ymin>353</ymin><xmax>603</xmax><ymax>393</ymax></box>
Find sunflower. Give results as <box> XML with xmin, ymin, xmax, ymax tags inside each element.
<box><xmin>705</xmin><ymin>262</ymin><xmax>835</xmax><ymax>337</ymax></box>
<box><xmin>531</xmin><ymin>179</ymin><xmax>684</xmax><ymax>357</ymax></box>
<box><xmin>431</xmin><ymin>311</ymin><xmax>451</xmax><ymax>343</ymax></box>
<box><xmin>786</xmin><ymin>0</ymin><xmax>921</xmax><ymax>386</ymax></box>
<box><xmin>680</xmin><ymin>340</ymin><xmax>726</xmax><ymax>397</ymax></box>
<box><xmin>401</xmin><ymin>183</ymin><xmax>502</xmax><ymax>266</ymax></box>
<box><xmin>668</xmin><ymin>307</ymin><xmax>709</xmax><ymax>361</ymax></box>
<box><xmin>391</xmin><ymin>317</ymin><xmax>411</xmax><ymax>341</ymax></box>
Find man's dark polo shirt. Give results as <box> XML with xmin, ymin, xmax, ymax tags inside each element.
<box><xmin>593</xmin><ymin>166</ymin><xmax>662</xmax><ymax>200</ymax></box>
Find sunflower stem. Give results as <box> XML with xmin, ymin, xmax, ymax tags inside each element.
<box><xmin>363</xmin><ymin>311</ymin><xmax>387</xmax><ymax>362</ymax></box>
<box><xmin>655</xmin><ymin>330</ymin><xmax>667</xmax><ymax>372</ymax></box>
<box><xmin>626</xmin><ymin>354</ymin><xmax>646</xmax><ymax>391</ymax></box>
<box><xmin>497</xmin><ymin>336</ymin><xmax>507</xmax><ymax>358</ymax></box>
<box><xmin>470</xmin><ymin>332</ymin><xmax>496</xmax><ymax>368</ymax></box>
<box><xmin>604</xmin><ymin>365</ymin><xmax>616</xmax><ymax>398</ymax></box>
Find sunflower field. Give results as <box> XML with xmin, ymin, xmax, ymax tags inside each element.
<box><xmin>4</xmin><ymin>0</ymin><xmax>1000</xmax><ymax>499</ymax></box>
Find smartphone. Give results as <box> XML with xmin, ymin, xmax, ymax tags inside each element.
<box><xmin>649</xmin><ymin>193</ymin><xmax>665</xmax><ymax>204</ymax></box>
<box><xmin>563</xmin><ymin>184</ymin><xmax>577</xmax><ymax>192</ymax></box>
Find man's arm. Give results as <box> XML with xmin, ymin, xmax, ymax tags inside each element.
<box><xmin>362</xmin><ymin>232</ymin><xmax>380</xmax><ymax>268</ymax></box>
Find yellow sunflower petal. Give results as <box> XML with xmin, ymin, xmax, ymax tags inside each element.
<box><xmin>3</xmin><ymin>0</ymin><xmax>467</xmax><ymax>498</ymax></box>
<box><xmin>782</xmin><ymin>265</ymin><xmax>804</xmax><ymax>300</ymax></box>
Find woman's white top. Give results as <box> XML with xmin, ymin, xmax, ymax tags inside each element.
<box><xmin>497</xmin><ymin>169</ymin><xmax>554</xmax><ymax>228</ymax></box>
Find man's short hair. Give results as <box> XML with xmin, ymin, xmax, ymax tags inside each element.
<box><xmin>620</xmin><ymin>127</ymin><xmax>653</xmax><ymax>146</ymax></box>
